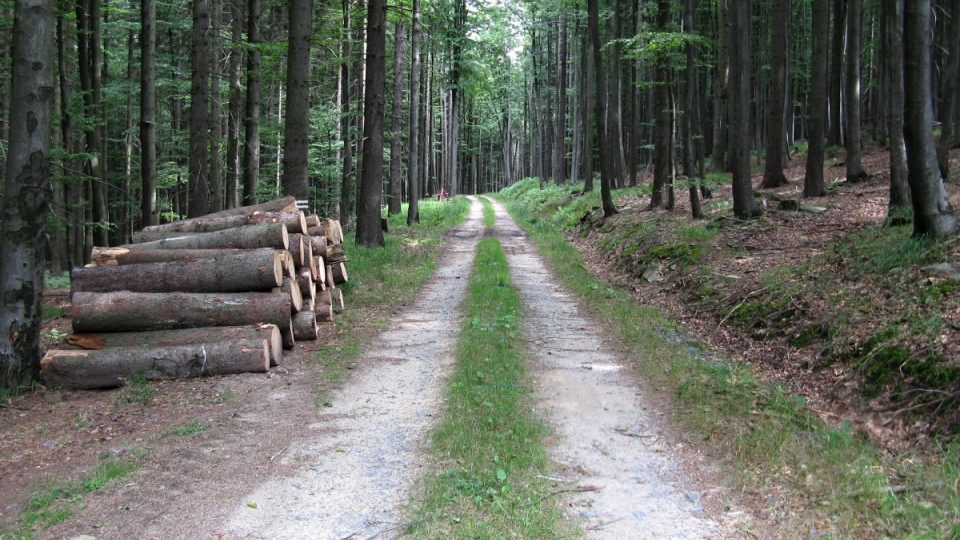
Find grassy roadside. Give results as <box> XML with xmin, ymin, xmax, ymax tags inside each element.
<box><xmin>1</xmin><ymin>456</ymin><xmax>141</xmax><ymax>539</ymax></box>
<box><xmin>313</xmin><ymin>198</ymin><xmax>470</xmax><ymax>406</ymax></box>
<box><xmin>407</xmin><ymin>237</ymin><xmax>568</xmax><ymax>539</ymax></box>
<box><xmin>498</xmin><ymin>182</ymin><xmax>960</xmax><ymax>539</ymax></box>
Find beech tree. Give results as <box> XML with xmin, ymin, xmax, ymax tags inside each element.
<box><xmin>281</xmin><ymin>0</ymin><xmax>313</xmax><ymax>200</ymax></box>
<box><xmin>356</xmin><ymin>0</ymin><xmax>386</xmax><ymax>246</ymax></box>
<box><xmin>804</xmin><ymin>0</ymin><xmax>829</xmax><ymax>198</ymax></box>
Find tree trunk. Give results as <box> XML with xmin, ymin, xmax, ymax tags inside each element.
<box><xmin>588</xmin><ymin>0</ymin><xmax>617</xmax><ymax>217</ymax></box>
<box><xmin>128</xmin><ymin>223</ymin><xmax>288</xmax><ymax>251</ymax></box>
<box><xmin>188</xmin><ymin>0</ymin><xmax>211</xmax><ymax>217</ymax></box>
<box><xmin>730</xmin><ymin>0</ymin><xmax>760</xmax><ymax>219</ymax></box>
<box><xmin>761</xmin><ymin>0</ymin><xmax>790</xmax><ymax>188</ymax></box>
<box><xmin>711</xmin><ymin>0</ymin><xmax>729</xmax><ymax>172</ymax></box>
<box><xmin>42</xmin><ymin>339</ymin><xmax>270</xmax><ymax>390</ymax></box>
<box><xmin>937</xmin><ymin>0</ymin><xmax>960</xmax><ymax>180</ymax></box>
<box><xmin>243</xmin><ymin>0</ymin><xmax>261</xmax><ymax>205</ymax></box>
<box><xmin>282</xmin><ymin>0</ymin><xmax>312</xmax><ymax>200</ymax></box>
<box><xmin>387</xmin><ymin>23</ymin><xmax>406</xmax><ymax>214</ymax></box>
<box><xmin>650</xmin><ymin>0</ymin><xmax>673</xmax><ymax>209</ymax></box>
<box><xmin>553</xmin><ymin>13</ymin><xmax>568</xmax><ymax>184</ymax></box>
<box><xmin>406</xmin><ymin>0</ymin><xmax>421</xmax><ymax>225</ymax></box>
<box><xmin>844</xmin><ymin>0</ymin><xmax>867</xmax><ymax>181</ymax></box>
<box><xmin>828</xmin><ymin>0</ymin><xmax>845</xmax><ymax>146</ymax></box>
<box><xmin>0</xmin><ymin>0</ymin><xmax>55</xmax><ymax>389</ymax></box>
<box><xmin>805</xmin><ymin>0</ymin><xmax>829</xmax><ymax>198</ymax></box>
<box><xmin>247</xmin><ymin>211</ymin><xmax>309</xmax><ymax>234</ymax></box>
<box><xmin>71</xmin><ymin>291</ymin><xmax>292</xmax><ymax>333</ymax></box>
<box><xmin>89</xmin><ymin>246</ymin><xmax>263</xmax><ymax>266</ymax></box>
<box><xmin>356</xmin><ymin>0</ymin><xmax>387</xmax><ymax>246</ymax></box>
<box><xmin>67</xmin><ymin>324</ymin><xmax>282</xmax><ymax>367</ymax></box>
<box><xmin>71</xmin><ymin>249</ymin><xmax>284</xmax><ymax>293</ymax></box>
<box><xmin>903</xmin><ymin>0</ymin><xmax>958</xmax><ymax>238</ymax></box>
<box><xmin>683</xmin><ymin>0</ymin><xmax>703</xmax><ymax>219</ymax></box>
<box><xmin>339</xmin><ymin>0</ymin><xmax>354</xmax><ymax>227</ymax></box>
<box><xmin>209</xmin><ymin>1</ymin><xmax>224</xmax><ymax>214</ymax></box>
<box><xmin>226</xmin><ymin>0</ymin><xmax>243</xmax><ymax>209</ymax></box>
<box><xmin>887</xmin><ymin>0</ymin><xmax>910</xmax><ymax>216</ymax></box>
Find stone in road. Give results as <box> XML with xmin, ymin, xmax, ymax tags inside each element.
<box><xmin>489</xmin><ymin>197</ymin><xmax>720</xmax><ymax>539</ymax></box>
<box><xmin>224</xmin><ymin>198</ymin><xmax>483</xmax><ymax>539</ymax></box>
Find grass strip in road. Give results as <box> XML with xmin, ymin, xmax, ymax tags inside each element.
<box><xmin>480</xmin><ymin>196</ymin><xmax>495</xmax><ymax>228</ymax></box>
<box><xmin>499</xmin><ymin>184</ymin><xmax>960</xmax><ymax>539</ymax></box>
<box><xmin>408</xmin><ymin>237</ymin><xmax>567</xmax><ymax>539</ymax></box>
<box><xmin>313</xmin><ymin>198</ymin><xmax>470</xmax><ymax>406</ymax></box>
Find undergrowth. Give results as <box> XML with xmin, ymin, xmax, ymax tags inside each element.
<box><xmin>408</xmin><ymin>237</ymin><xmax>567</xmax><ymax>539</ymax></box>
<box><xmin>311</xmin><ymin>198</ymin><xmax>470</xmax><ymax>406</ymax></box>
<box><xmin>499</xmin><ymin>178</ymin><xmax>960</xmax><ymax>539</ymax></box>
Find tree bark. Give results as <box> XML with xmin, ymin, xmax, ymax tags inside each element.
<box><xmin>71</xmin><ymin>291</ymin><xmax>292</xmax><ymax>333</ymax></box>
<box><xmin>243</xmin><ymin>0</ymin><xmax>261</xmax><ymax>205</ymax></box>
<box><xmin>553</xmin><ymin>13</ymin><xmax>568</xmax><ymax>184</ymax></box>
<box><xmin>89</xmin><ymin>246</ymin><xmax>261</xmax><ymax>266</ymax></box>
<box><xmin>226</xmin><ymin>0</ymin><xmax>243</xmax><ymax>209</ymax></box>
<box><xmin>0</xmin><ymin>0</ymin><xmax>55</xmax><ymax>389</ymax></box>
<box><xmin>761</xmin><ymin>0</ymin><xmax>790</xmax><ymax>188</ymax></box>
<box><xmin>683</xmin><ymin>0</ymin><xmax>703</xmax><ymax>219</ymax></box>
<box><xmin>388</xmin><ymin>22</ymin><xmax>406</xmax><ymax>214</ymax></box>
<box><xmin>903</xmin><ymin>0</ymin><xmax>958</xmax><ymax>238</ymax></box>
<box><xmin>209</xmin><ymin>1</ymin><xmax>224</xmax><ymax>214</ymax></box>
<box><xmin>356</xmin><ymin>0</ymin><xmax>387</xmax><ymax>246</ymax></box>
<box><xmin>828</xmin><ymin>0</ymin><xmax>845</xmax><ymax>146</ymax></box>
<box><xmin>886</xmin><ymin>0</ymin><xmax>910</xmax><ymax>215</ymax></box>
<box><xmin>129</xmin><ymin>223</ymin><xmax>289</xmax><ymax>250</ymax></box>
<box><xmin>282</xmin><ymin>0</ymin><xmax>312</xmax><ymax>200</ymax></box>
<box><xmin>805</xmin><ymin>0</ymin><xmax>829</xmax><ymax>198</ymax></box>
<box><xmin>188</xmin><ymin>0</ymin><xmax>211</xmax><ymax>217</ymax></box>
<box><xmin>71</xmin><ymin>249</ymin><xmax>284</xmax><ymax>293</ymax></box>
<box><xmin>68</xmin><ymin>324</ymin><xmax>282</xmax><ymax>367</ymax></box>
<box><xmin>142</xmin><ymin>196</ymin><xmax>296</xmax><ymax>233</ymax></box>
<box><xmin>711</xmin><ymin>0</ymin><xmax>729</xmax><ymax>172</ymax></box>
<box><xmin>588</xmin><ymin>0</ymin><xmax>617</xmax><ymax>217</ymax></box>
<box><xmin>338</xmin><ymin>0</ymin><xmax>354</xmax><ymax>226</ymax></box>
<box><xmin>292</xmin><ymin>310</ymin><xmax>318</xmax><ymax>340</ymax></box>
<box><xmin>729</xmin><ymin>0</ymin><xmax>760</xmax><ymax>219</ymax></box>
<box><xmin>650</xmin><ymin>0</ymin><xmax>673</xmax><ymax>209</ymax></box>
<box><xmin>937</xmin><ymin>0</ymin><xmax>960</xmax><ymax>180</ymax></box>
<box><xmin>140</xmin><ymin>0</ymin><xmax>157</xmax><ymax>227</ymax></box>
<box><xmin>42</xmin><ymin>339</ymin><xmax>270</xmax><ymax>390</ymax></box>
<box><xmin>248</xmin><ymin>211</ymin><xmax>309</xmax><ymax>234</ymax></box>
<box><xmin>406</xmin><ymin>0</ymin><xmax>421</xmax><ymax>225</ymax></box>
<box><xmin>844</xmin><ymin>0</ymin><xmax>867</xmax><ymax>181</ymax></box>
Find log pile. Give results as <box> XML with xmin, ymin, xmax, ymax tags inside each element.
<box><xmin>42</xmin><ymin>196</ymin><xmax>350</xmax><ymax>390</ymax></box>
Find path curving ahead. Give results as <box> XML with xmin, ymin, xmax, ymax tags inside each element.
<box><xmin>224</xmin><ymin>198</ymin><xmax>483</xmax><ymax>539</ymax></box>
<box><xmin>488</xmin><ymin>197</ymin><xmax>721</xmax><ymax>539</ymax></box>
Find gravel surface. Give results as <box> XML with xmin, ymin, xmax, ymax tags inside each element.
<box><xmin>489</xmin><ymin>198</ymin><xmax>722</xmax><ymax>539</ymax></box>
<box><xmin>223</xmin><ymin>198</ymin><xmax>483</xmax><ymax>539</ymax></box>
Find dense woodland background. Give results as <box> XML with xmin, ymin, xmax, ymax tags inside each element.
<box><xmin>1</xmin><ymin>0</ymin><xmax>959</xmax><ymax>387</ymax></box>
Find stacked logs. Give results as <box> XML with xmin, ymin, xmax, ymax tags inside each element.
<box><xmin>41</xmin><ymin>196</ymin><xmax>350</xmax><ymax>390</ymax></box>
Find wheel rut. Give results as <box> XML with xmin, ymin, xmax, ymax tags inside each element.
<box><xmin>223</xmin><ymin>198</ymin><xmax>483</xmax><ymax>539</ymax></box>
<box><xmin>488</xmin><ymin>198</ymin><xmax>723</xmax><ymax>539</ymax></box>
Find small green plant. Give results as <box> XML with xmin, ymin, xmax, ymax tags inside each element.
<box><xmin>167</xmin><ymin>419</ymin><xmax>208</xmax><ymax>437</ymax></box>
<box><xmin>41</xmin><ymin>305</ymin><xmax>66</xmax><ymax>321</ymax></box>
<box><xmin>43</xmin><ymin>272</ymin><xmax>70</xmax><ymax>290</ymax></box>
<box><xmin>115</xmin><ymin>373</ymin><xmax>156</xmax><ymax>407</ymax></box>
<box><xmin>43</xmin><ymin>328</ymin><xmax>68</xmax><ymax>341</ymax></box>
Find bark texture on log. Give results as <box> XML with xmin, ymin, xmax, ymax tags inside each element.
<box><xmin>305</xmin><ymin>214</ymin><xmax>321</xmax><ymax>228</ymax></box>
<box><xmin>330</xmin><ymin>287</ymin><xmax>344</xmax><ymax>313</ymax></box>
<box><xmin>292</xmin><ymin>310</ymin><xmax>318</xmax><ymax>340</ymax></box>
<box><xmin>324</xmin><ymin>244</ymin><xmax>346</xmax><ymax>263</ymax></box>
<box><xmin>42</xmin><ymin>338</ymin><xmax>270</xmax><ymax>390</ymax></box>
<box><xmin>248</xmin><ymin>211</ymin><xmax>308</xmax><ymax>234</ymax></box>
<box><xmin>316</xmin><ymin>288</ymin><xmax>332</xmax><ymax>306</ymax></box>
<box><xmin>281</xmin><ymin>277</ymin><xmax>304</xmax><ymax>312</ymax></box>
<box><xmin>315</xmin><ymin>302</ymin><xmax>334</xmax><ymax>322</ymax></box>
<box><xmin>321</xmin><ymin>218</ymin><xmax>343</xmax><ymax>244</ymax></box>
<box><xmin>89</xmin><ymin>247</ymin><xmax>247</xmax><ymax>267</ymax></box>
<box><xmin>133</xmin><ymin>214</ymin><xmax>251</xmax><ymax>240</ymax></box>
<box><xmin>296</xmin><ymin>269</ymin><xmax>316</xmax><ymax>300</ymax></box>
<box><xmin>67</xmin><ymin>324</ymin><xmax>282</xmax><ymax>367</ymax></box>
<box><xmin>141</xmin><ymin>196</ymin><xmax>297</xmax><ymax>234</ymax></box>
<box><xmin>71</xmin><ymin>291</ymin><xmax>292</xmax><ymax>333</ymax></box>
<box><xmin>288</xmin><ymin>234</ymin><xmax>311</xmax><ymax>268</ymax></box>
<box><xmin>330</xmin><ymin>262</ymin><xmax>348</xmax><ymax>285</ymax></box>
<box><xmin>72</xmin><ymin>249</ymin><xmax>283</xmax><ymax>293</ymax></box>
<box><xmin>124</xmin><ymin>223</ymin><xmax>289</xmax><ymax>251</ymax></box>
<box><xmin>281</xmin><ymin>323</ymin><xmax>295</xmax><ymax>349</ymax></box>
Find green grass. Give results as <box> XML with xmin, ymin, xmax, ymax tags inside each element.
<box><xmin>2</xmin><ymin>457</ymin><xmax>140</xmax><ymax>539</ymax></box>
<box><xmin>480</xmin><ymin>197</ymin><xmax>495</xmax><ymax>228</ymax></box>
<box><xmin>166</xmin><ymin>419</ymin><xmax>208</xmax><ymax>437</ymax></box>
<box><xmin>114</xmin><ymin>373</ymin><xmax>156</xmax><ymax>407</ymax></box>
<box><xmin>498</xmin><ymin>180</ymin><xmax>960</xmax><ymax>538</ymax></box>
<box><xmin>311</xmin><ymin>198</ymin><xmax>470</xmax><ymax>406</ymax></box>
<box><xmin>41</xmin><ymin>305</ymin><xmax>66</xmax><ymax>321</ymax></box>
<box><xmin>43</xmin><ymin>272</ymin><xmax>70</xmax><ymax>290</ymax></box>
<box><xmin>408</xmin><ymin>237</ymin><xmax>566</xmax><ymax>539</ymax></box>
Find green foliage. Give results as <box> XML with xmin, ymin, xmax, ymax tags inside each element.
<box><xmin>43</xmin><ymin>272</ymin><xmax>70</xmax><ymax>290</ymax></box>
<box><xmin>167</xmin><ymin>419</ymin><xmax>208</xmax><ymax>437</ymax></box>
<box><xmin>830</xmin><ymin>226</ymin><xmax>947</xmax><ymax>280</ymax></box>
<box><xmin>40</xmin><ymin>306</ymin><xmax>66</xmax><ymax>322</ymax></box>
<box><xmin>410</xmin><ymin>238</ymin><xmax>565</xmax><ymax>538</ymax></box>
<box><xmin>115</xmin><ymin>373</ymin><xmax>156</xmax><ymax>407</ymax></box>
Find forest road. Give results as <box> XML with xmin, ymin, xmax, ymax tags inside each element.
<box><xmin>488</xmin><ymin>197</ymin><xmax>727</xmax><ymax>539</ymax></box>
<box><xmin>222</xmin><ymin>198</ymin><xmax>483</xmax><ymax>539</ymax></box>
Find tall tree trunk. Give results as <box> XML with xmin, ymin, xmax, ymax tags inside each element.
<box><xmin>805</xmin><ymin>0</ymin><xmax>829</xmax><ymax>198</ymax></box>
<box><xmin>188</xmin><ymin>0</ymin><xmax>211</xmax><ymax>217</ymax></box>
<box><xmin>650</xmin><ymin>0</ymin><xmax>673</xmax><ymax>209</ymax></box>
<box><xmin>282</xmin><ymin>0</ymin><xmax>312</xmax><ymax>199</ymax></box>
<box><xmin>339</xmin><ymin>0</ymin><xmax>353</xmax><ymax>226</ymax></box>
<box><xmin>76</xmin><ymin>0</ymin><xmax>107</xmax><ymax>249</ymax></box>
<box><xmin>730</xmin><ymin>0</ymin><xmax>760</xmax><ymax>219</ymax></box>
<box><xmin>356</xmin><ymin>0</ymin><xmax>386</xmax><ymax>246</ymax></box>
<box><xmin>683</xmin><ymin>0</ymin><xmax>702</xmax><ymax>219</ymax></box>
<box><xmin>406</xmin><ymin>0</ymin><xmax>421</xmax><ymax>225</ymax></box>
<box><xmin>209</xmin><ymin>0</ymin><xmax>224</xmax><ymax>213</ymax></box>
<box><xmin>0</xmin><ymin>0</ymin><xmax>55</xmax><ymax>388</ymax></box>
<box><xmin>844</xmin><ymin>0</ymin><xmax>867</xmax><ymax>181</ymax></box>
<box><xmin>243</xmin><ymin>0</ymin><xmax>261</xmax><ymax>205</ymax></box>
<box><xmin>828</xmin><ymin>0</ymin><xmax>845</xmax><ymax>146</ymax></box>
<box><xmin>904</xmin><ymin>0</ymin><xmax>957</xmax><ymax>238</ymax></box>
<box><xmin>388</xmin><ymin>22</ymin><xmax>406</xmax><ymax>214</ymax></box>
<box><xmin>711</xmin><ymin>0</ymin><xmax>729</xmax><ymax>172</ymax></box>
<box><xmin>937</xmin><ymin>0</ymin><xmax>960</xmax><ymax>180</ymax></box>
<box><xmin>588</xmin><ymin>0</ymin><xmax>616</xmax><ymax>216</ymax></box>
<box><xmin>761</xmin><ymin>0</ymin><xmax>790</xmax><ymax>188</ymax></box>
<box><xmin>225</xmin><ymin>0</ymin><xmax>243</xmax><ymax>209</ymax></box>
<box><xmin>887</xmin><ymin>0</ymin><xmax>910</xmax><ymax>216</ymax></box>
<box><xmin>553</xmin><ymin>13</ymin><xmax>568</xmax><ymax>184</ymax></box>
